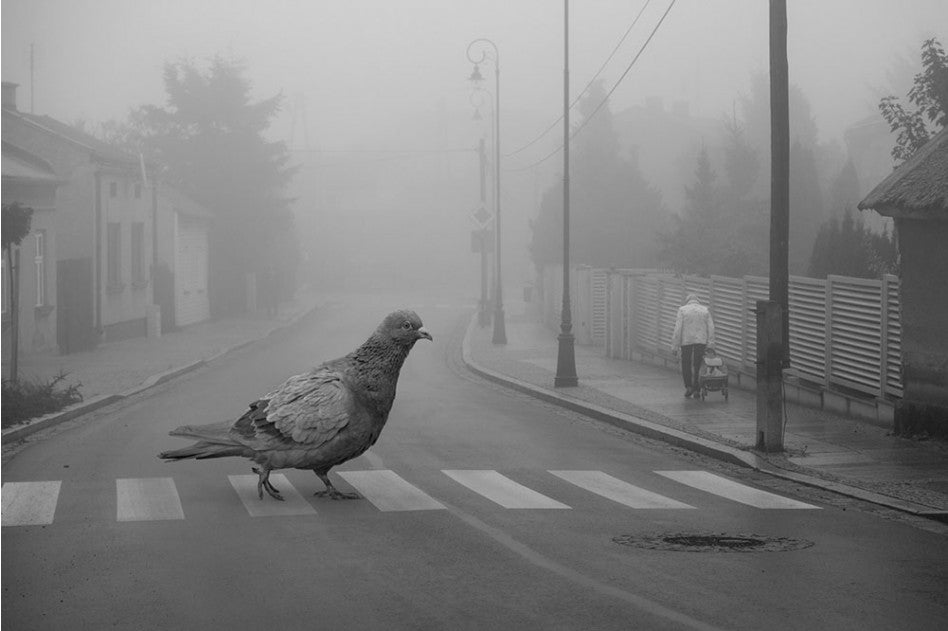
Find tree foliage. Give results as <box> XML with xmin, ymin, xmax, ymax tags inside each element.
<box><xmin>807</xmin><ymin>160</ymin><xmax>898</xmax><ymax>279</ymax></box>
<box><xmin>529</xmin><ymin>82</ymin><xmax>665</xmax><ymax>269</ymax></box>
<box><xmin>131</xmin><ymin>55</ymin><xmax>297</xmax><ymax>315</ymax></box>
<box><xmin>2</xmin><ymin>202</ymin><xmax>33</xmax><ymax>252</ymax></box>
<box><xmin>879</xmin><ymin>38</ymin><xmax>948</xmax><ymax>163</ymax></box>
<box><xmin>658</xmin><ymin>122</ymin><xmax>769</xmax><ymax>277</ymax></box>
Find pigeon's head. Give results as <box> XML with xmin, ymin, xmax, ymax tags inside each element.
<box><xmin>378</xmin><ymin>310</ymin><xmax>433</xmax><ymax>348</ymax></box>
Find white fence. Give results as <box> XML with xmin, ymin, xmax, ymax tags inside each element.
<box><xmin>537</xmin><ymin>267</ymin><xmax>902</xmax><ymax>401</ymax></box>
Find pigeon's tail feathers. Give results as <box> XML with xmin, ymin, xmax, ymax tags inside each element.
<box><xmin>168</xmin><ymin>421</ymin><xmax>234</xmax><ymax>442</ymax></box>
<box><xmin>159</xmin><ymin>441</ymin><xmax>249</xmax><ymax>461</ymax></box>
<box><xmin>160</xmin><ymin>421</ymin><xmax>249</xmax><ymax>461</ymax></box>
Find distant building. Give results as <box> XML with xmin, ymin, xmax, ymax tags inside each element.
<box><xmin>858</xmin><ymin>126</ymin><xmax>948</xmax><ymax>436</ymax></box>
<box><xmin>2</xmin><ymin>139</ymin><xmax>62</xmax><ymax>354</ymax></box>
<box><xmin>2</xmin><ymin>81</ymin><xmax>155</xmax><ymax>351</ymax></box>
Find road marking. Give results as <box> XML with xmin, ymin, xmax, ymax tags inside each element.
<box><xmin>549</xmin><ymin>471</ymin><xmax>694</xmax><ymax>509</ymax></box>
<box><xmin>116</xmin><ymin>478</ymin><xmax>184</xmax><ymax>522</ymax></box>
<box><xmin>228</xmin><ymin>474</ymin><xmax>317</xmax><ymax>517</ymax></box>
<box><xmin>443</xmin><ymin>470</ymin><xmax>571</xmax><ymax>509</ymax></box>
<box><xmin>656</xmin><ymin>471</ymin><xmax>820</xmax><ymax>509</ymax></box>
<box><xmin>2</xmin><ymin>481</ymin><xmax>62</xmax><ymax>526</ymax></box>
<box><xmin>337</xmin><ymin>470</ymin><xmax>445</xmax><ymax>511</ymax></box>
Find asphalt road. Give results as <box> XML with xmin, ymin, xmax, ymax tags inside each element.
<box><xmin>4</xmin><ymin>294</ymin><xmax>947</xmax><ymax>630</ymax></box>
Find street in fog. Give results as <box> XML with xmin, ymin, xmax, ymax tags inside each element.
<box><xmin>3</xmin><ymin>1</ymin><xmax>948</xmax><ymax>630</ymax></box>
<box><xmin>3</xmin><ymin>297</ymin><xmax>947</xmax><ymax>630</ymax></box>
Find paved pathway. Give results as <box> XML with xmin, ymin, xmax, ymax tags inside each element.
<box><xmin>464</xmin><ymin>300</ymin><xmax>948</xmax><ymax>519</ymax></box>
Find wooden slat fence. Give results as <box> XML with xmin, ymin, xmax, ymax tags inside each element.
<box><xmin>538</xmin><ymin>266</ymin><xmax>903</xmax><ymax>401</ymax></box>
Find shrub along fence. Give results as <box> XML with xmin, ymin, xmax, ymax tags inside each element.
<box><xmin>536</xmin><ymin>266</ymin><xmax>902</xmax><ymax>412</ymax></box>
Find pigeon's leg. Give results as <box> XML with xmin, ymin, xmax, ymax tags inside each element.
<box><xmin>252</xmin><ymin>466</ymin><xmax>284</xmax><ymax>501</ymax></box>
<box><xmin>313</xmin><ymin>469</ymin><xmax>361</xmax><ymax>500</ymax></box>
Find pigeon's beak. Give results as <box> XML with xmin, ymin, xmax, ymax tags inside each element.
<box><xmin>417</xmin><ymin>327</ymin><xmax>433</xmax><ymax>341</ymax></box>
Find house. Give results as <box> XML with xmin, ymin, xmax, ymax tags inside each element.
<box><xmin>2</xmin><ymin>140</ymin><xmax>62</xmax><ymax>355</ymax></box>
<box><xmin>2</xmin><ymin>81</ymin><xmax>156</xmax><ymax>352</ymax></box>
<box><xmin>858</xmin><ymin>126</ymin><xmax>948</xmax><ymax>436</ymax></box>
<box><xmin>154</xmin><ymin>187</ymin><xmax>212</xmax><ymax>330</ymax></box>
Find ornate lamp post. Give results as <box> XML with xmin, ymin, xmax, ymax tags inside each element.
<box><xmin>469</xmin><ymin>89</ymin><xmax>492</xmax><ymax>327</ymax></box>
<box><xmin>554</xmin><ymin>0</ymin><xmax>578</xmax><ymax>387</ymax></box>
<box><xmin>467</xmin><ymin>38</ymin><xmax>506</xmax><ymax>344</ymax></box>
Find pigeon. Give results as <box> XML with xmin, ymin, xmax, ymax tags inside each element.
<box><xmin>158</xmin><ymin>309</ymin><xmax>432</xmax><ymax>501</ymax></box>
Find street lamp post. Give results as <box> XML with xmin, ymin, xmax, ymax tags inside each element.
<box><xmin>467</xmin><ymin>38</ymin><xmax>506</xmax><ymax>345</ymax></box>
<box><xmin>554</xmin><ymin>0</ymin><xmax>578</xmax><ymax>387</ymax></box>
<box><xmin>470</xmin><ymin>90</ymin><xmax>492</xmax><ymax>328</ymax></box>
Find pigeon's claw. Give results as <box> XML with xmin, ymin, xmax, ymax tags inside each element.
<box><xmin>253</xmin><ymin>466</ymin><xmax>284</xmax><ymax>501</ymax></box>
<box><xmin>313</xmin><ymin>470</ymin><xmax>361</xmax><ymax>500</ymax></box>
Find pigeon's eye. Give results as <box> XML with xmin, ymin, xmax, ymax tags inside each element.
<box><xmin>402</xmin><ymin>321</ymin><xmax>413</xmax><ymax>330</ymax></box>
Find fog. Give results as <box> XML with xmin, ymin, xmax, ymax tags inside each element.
<box><xmin>3</xmin><ymin>0</ymin><xmax>945</xmax><ymax>298</ymax></box>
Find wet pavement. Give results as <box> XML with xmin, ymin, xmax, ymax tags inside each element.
<box><xmin>4</xmin><ymin>289</ymin><xmax>947</xmax><ymax>523</ymax></box>
<box><xmin>463</xmin><ymin>300</ymin><xmax>948</xmax><ymax>520</ymax></box>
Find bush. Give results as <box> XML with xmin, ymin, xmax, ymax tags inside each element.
<box><xmin>2</xmin><ymin>373</ymin><xmax>83</xmax><ymax>428</ymax></box>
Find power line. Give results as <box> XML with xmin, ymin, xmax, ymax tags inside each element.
<box><xmin>508</xmin><ymin>0</ymin><xmax>678</xmax><ymax>173</ymax></box>
<box><xmin>504</xmin><ymin>0</ymin><xmax>653</xmax><ymax>159</ymax></box>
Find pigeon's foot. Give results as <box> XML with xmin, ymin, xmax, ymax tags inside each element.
<box><xmin>313</xmin><ymin>470</ymin><xmax>361</xmax><ymax>500</ymax></box>
<box><xmin>314</xmin><ymin>488</ymin><xmax>362</xmax><ymax>500</ymax></box>
<box><xmin>252</xmin><ymin>466</ymin><xmax>284</xmax><ymax>501</ymax></box>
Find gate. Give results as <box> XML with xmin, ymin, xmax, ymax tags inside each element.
<box><xmin>56</xmin><ymin>258</ymin><xmax>96</xmax><ymax>354</ymax></box>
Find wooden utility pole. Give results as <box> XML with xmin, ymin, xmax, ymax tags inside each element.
<box><xmin>758</xmin><ymin>0</ymin><xmax>789</xmax><ymax>451</ymax></box>
<box><xmin>555</xmin><ymin>0</ymin><xmax>578</xmax><ymax>387</ymax></box>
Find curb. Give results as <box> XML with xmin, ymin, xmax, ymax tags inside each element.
<box><xmin>460</xmin><ymin>314</ymin><xmax>948</xmax><ymax>523</ymax></box>
<box><xmin>2</xmin><ymin>302</ymin><xmax>319</xmax><ymax>446</ymax></box>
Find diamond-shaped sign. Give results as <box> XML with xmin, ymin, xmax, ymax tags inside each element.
<box><xmin>471</xmin><ymin>206</ymin><xmax>493</xmax><ymax>229</ymax></box>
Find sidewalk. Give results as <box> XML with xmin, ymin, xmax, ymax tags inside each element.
<box><xmin>2</xmin><ymin>287</ymin><xmax>320</xmax><ymax>443</ymax></box>
<box><xmin>464</xmin><ymin>300</ymin><xmax>948</xmax><ymax>522</ymax></box>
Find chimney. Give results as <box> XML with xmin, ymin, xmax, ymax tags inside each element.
<box><xmin>2</xmin><ymin>81</ymin><xmax>18</xmax><ymax>111</ymax></box>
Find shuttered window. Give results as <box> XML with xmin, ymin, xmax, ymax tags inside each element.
<box><xmin>107</xmin><ymin>222</ymin><xmax>121</xmax><ymax>286</ymax></box>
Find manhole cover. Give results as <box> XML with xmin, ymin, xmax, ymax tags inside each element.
<box><xmin>612</xmin><ymin>533</ymin><xmax>814</xmax><ymax>553</ymax></box>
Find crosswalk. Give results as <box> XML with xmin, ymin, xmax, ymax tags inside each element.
<box><xmin>2</xmin><ymin>469</ymin><xmax>819</xmax><ymax>526</ymax></box>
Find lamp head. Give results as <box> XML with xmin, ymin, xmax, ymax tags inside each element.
<box><xmin>468</xmin><ymin>63</ymin><xmax>484</xmax><ymax>84</ymax></box>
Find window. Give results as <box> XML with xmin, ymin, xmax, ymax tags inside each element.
<box><xmin>34</xmin><ymin>231</ymin><xmax>46</xmax><ymax>307</ymax></box>
<box><xmin>1</xmin><ymin>256</ymin><xmax>7</xmax><ymax>314</ymax></box>
<box><xmin>131</xmin><ymin>222</ymin><xmax>145</xmax><ymax>284</ymax></box>
<box><xmin>109</xmin><ymin>181</ymin><xmax>118</xmax><ymax>198</ymax></box>
<box><xmin>107</xmin><ymin>222</ymin><xmax>121</xmax><ymax>287</ymax></box>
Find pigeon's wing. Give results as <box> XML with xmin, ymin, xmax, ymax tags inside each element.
<box><xmin>256</xmin><ymin>366</ymin><xmax>354</xmax><ymax>446</ymax></box>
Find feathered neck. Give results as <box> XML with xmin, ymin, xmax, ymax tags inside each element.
<box><xmin>348</xmin><ymin>333</ymin><xmax>414</xmax><ymax>374</ymax></box>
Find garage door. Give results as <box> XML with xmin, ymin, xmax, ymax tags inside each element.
<box><xmin>175</xmin><ymin>218</ymin><xmax>210</xmax><ymax>327</ymax></box>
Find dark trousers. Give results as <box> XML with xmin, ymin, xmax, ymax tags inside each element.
<box><xmin>680</xmin><ymin>344</ymin><xmax>706</xmax><ymax>390</ymax></box>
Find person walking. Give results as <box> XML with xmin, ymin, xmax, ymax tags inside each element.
<box><xmin>670</xmin><ymin>293</ymin><xmax>715</xmax><ymax>399</ymax></box>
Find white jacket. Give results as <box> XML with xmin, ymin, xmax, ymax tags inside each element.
<box><xmin>671</xmin><ymin>298</ymin><xmax>715</xmax><ymax>351</ymax></box>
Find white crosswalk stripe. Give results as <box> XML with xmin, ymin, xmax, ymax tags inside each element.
<box><xmin>117</xmin><ymin>477</ymin><xmax>185</xmax><ymax>522</ymax></box>
<box><xmin>443</xmin><ymin>470</ymin><xmax>570</xmax><ymax>509</ymax></box>
<box><xmin>337</xmin><ymin>470</ymin><xmax>445</xmax><ymax>512</ymax></box>
<box><xmin>228</xmin><ymin>474</ymin><xmax>317</xmax><ymax>517</ymax></box>
<box><xmin>1</xmin><ymin>468</ymin><xmax>821</xmax><ymax>524</ymax></box>
<box><xmin>2</xmin><ymin>481</ymin><xmax>62</xmax><ymax>526</ymax></box>
<box><xmin>656</xmin><ymin>471</ymin><xmax>820</xmax><ymax>509</ymax></box>
<box><xmin>549</xmin><ymin>471</ymin><xmax>695</xmax><ymax>509</ymax></box>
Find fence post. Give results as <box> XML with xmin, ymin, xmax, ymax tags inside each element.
<box><xmin>879</xmin><ymin>274</ymin><xmax>889</xmax><ymax>398</ymax></box>
<box><xmin>825</xmin><ymin>275</ymin><xmax>834</xmax><ymax>390</ymax></box>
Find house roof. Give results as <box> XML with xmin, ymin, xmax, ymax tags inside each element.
<box><xmin>858</xmin><ymin>126</ymin><xmax>948</xmax><ymax>218</ymax></box>
<box><xmin>3</xmin><ymin>108</ymin><xmax>139</xmax><ymax>167</ymax></box>
<box><xmin>2</xmin><ymin>141</ymin><xmax>61</xmax><ymax>183</ymax></box>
